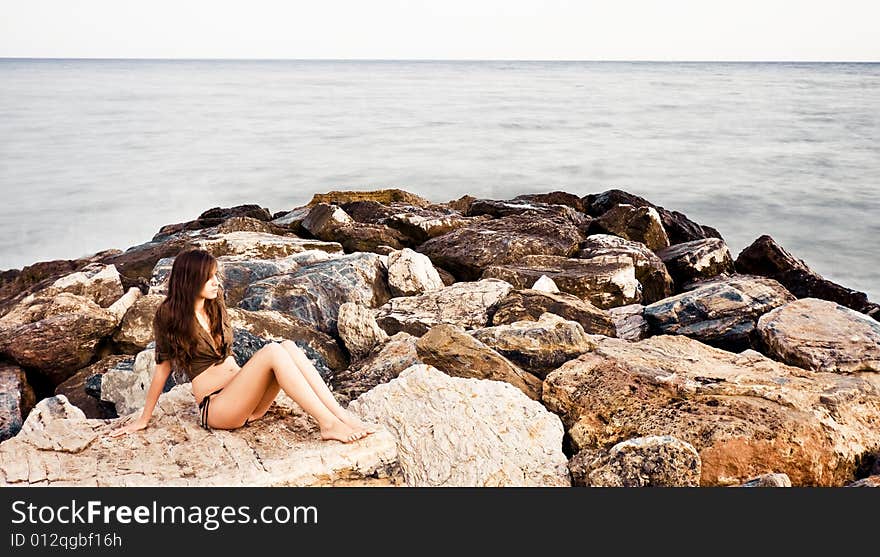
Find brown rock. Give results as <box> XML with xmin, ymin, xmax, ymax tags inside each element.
<box><xmin>0</xmin><ymin>363</ymin><xmax>35</xmax><ymax>442</ymax></box>
<box><xmin>415</xmin><ymin>324</ymin><xmax>542</xmax><ymax>400</ymax></box>
<box><xmin>592</xmin><ymin>204</ymin><xmax>670</xmax><ymax>251</ymax></box>
<box><xmin>113</xmin><ymin>294</ymin><xmax>165</xmax><ymax>353</ymax></box>
<box><xmin>542</xmin><ymin>335</ymin><xmax>880</xmax><ymax>486</ymax></box>
<box><xmin>483</xmin><ymin>254</ymin><xmax>641</xmax><ymax>310</ymax></box>
<box><xmin>657</xmin><ymin>237</ymin><xmax>735</xmax><ymax>287</ymax></box>
<box><xmin>332</xmin><ymin>332</ymin><xmax>421</xmax><ymax>404</ymax></box>
<box><xmin>608</xmin><ymin>304</ymin><xmax>650</xmax><ymax>341</ymax></box>
<box><xmin>577</xmin><ymin>234</ymin><xmax>674</xmax><ymax>303</ymax></box>
<box><xmin>488</xmin><ymin>288</ymin><xmax>616</xmax><ymax>336</ymax></box>
<box><xmin>513</xmin><ymin>191</ymin><xmax>586</xmax><ymax>213</ymax></box>
<box><xmin>735</xmin><ymin>235</ymin><xmax>878</xmax><ymax>318</ymax></box>
<box><xmin>307</xmin><ymin>188</ymin><xmax>432</xmax><ymax>208</ymax></box>
<box><xmin>55</xmin><ymin>355</ymin><xmax>134</xmax><ymax>419</ymax></box>
<box><xmin>757</xmin><ymin>298</ymin><xmax>880</xmax><ymax>373</ymax></box>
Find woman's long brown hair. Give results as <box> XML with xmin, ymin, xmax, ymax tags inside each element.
<box><xmin>153</xmin><ymin>249</ymin><xmax>226</xmax><ymax>369</ymax></box>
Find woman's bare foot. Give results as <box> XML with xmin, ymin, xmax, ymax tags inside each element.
<box><xmin>319</xmin><ymin>420</ymin><xmax>369</xmax><ymax>443</ymax></box>
<box><xmin>339</xmin><ymin>409</ymin><xmax>378</xmax><ymax>434</ymax></box>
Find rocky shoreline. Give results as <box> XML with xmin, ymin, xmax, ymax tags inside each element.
<box><xmin>0</xmin><ymin>188</ymin><xmax>878</xmax><ymax>487</ymax></box>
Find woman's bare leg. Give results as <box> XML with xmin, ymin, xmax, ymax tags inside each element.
<box><xmin>248</xmin><ymin>374</ymin><xmax>281</xmax><ymax>422</ymax></box>
<box><xmin>208</xmin><ymin>343</ymin><xmax>367</xmax><ymax>442</ymax></box>
<box><xmin>280</xmin><ymin>340</ymin><xmax>377</xmax><ymax>433</ymax></box>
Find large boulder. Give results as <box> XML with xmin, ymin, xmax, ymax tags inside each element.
<box><xmin>239</xmin><ymin>252</ymin><xmax>391</xmax><ymax>336</ymax></box>
<box><xmin>385</xmin><ymin>210</ymin><xmax>487</xmax><ymax>244</ymax></box>
<box><xmin>757</xmin><ymin>298</ymin><xmax>880</xmax><ymax>373</ymax></box>
<box><xmin>736</xmin><ymin>235</ymin><xmax>879</xmax><ymax>318</ymax></box>
<box><xmin>483</xmin><ymin>254</ymin><xmax>641</xmax><ymax>310</ymax></box>
<box><xmin>0</xmin><ymin>363</ymin><xmax>35</xmax><ymax>442</ymax></box>
<box><xmin>332</xmin><ymin>332</ymin><xmax>421</xmax><ymax>404</ymax></box>
<box><xmin>348</xmin><ymin>364</ymin><xmax>570</xmax><ymax>486</ymax></box>
<box><xmin>657</xmin><ymin>238</ymin><xmax>735</xmax><ymax>287</ymax></box>
<box><xmin>55</xmin><ymin>355</ymin><xmax>134</xmax><ymax>419</ymax></box>
<box><xmin>577</xmin><ymin>234</ymin><xmax>673</xmax><ymax>303</ymax></box>
<box><xmin>302</xmin><ymin>203</ymin><xmax>408</xmax><ymax>254</ymax></box>
<box><xmin>466</xmin><ymin>199</ymin><xmax>592</xmax><ymax>231</ymax></box>
<box><xmin>337</xmin><ymin>302</ymin><xmax>389</xmax><ymax>362</ymax></box>
<box><xmin>194</xmin><ymin>231</ymin><xmax>343</xmax><ymax>260</ymax></box>
<box><xmin>10</xmin><ymin>263</ymin><xmax>124</xmax><ymax>309</ymax></box>
<box><xmin>583</xmin><ymin>189</ymin><xmax>722</xmax><ymax>245</ymax></box>
<box><xmin>226</xmin><ymin>308</ymin><xmax>348</xmax><ymax>372</ymax></box>
<box><xmin>0</xmin><ymin>289</ymin><xmax>140</xmax><ymax>385</ymax></box>
<box><xmin>643</xmin><ymin>276</ymin><xmax>795</xmax><ymax>351</ymax></box>
<box><xmin>385</xmin><ymin>248</ymin><xmax>444</xmax><ymax>297</ymax></box>
<box><xmin>113</xmin><ymin>294</ymin><xmax>165</xmax><ymax>353</ymax></box>
<box><xmin>569</xmin><ymin>435</ymin><xmax>702</xmax><ymax>487</ymax></box>
<box><xmin>416</xmin><ymin>324</ymin><xmax>542</xmax><ymax>400</ymax></box>
<box><xmin>416</xmin><ymin>211</ymin><xmax>585</xmax><ymax>281</ymax></box>
<box><xmin>513</xmin><ymin>191</ymin><xmax>587</xmax><ymax>213</ymax></box>
<box><xmin>542</xmin><ymin>335</ymin><xmax>880</xmax><ymax>486</ymax></box>
<box><xmin>592</xmin><ymin>204</ymin><xmax>670</xmax><ymax>252</ymax></box>
<box><xmin>471</xmin><ymin>313</ymin><xmax>597</xmax><ymax>378</ymax></box>
<box><xmin>153</xmin><ymin>205</ymin><xmax>274</xmax><ymax>238</ymax></box>
<box><xmin>0</xmin><ymin>389</ymin><xmax>402</xmax><ymax>486</ymax></box>
<box><xmin>374</xmin><ymin>278</ymin><xmax>513</xmax><ymax>336</ymax></box>
<box><xmin>100</xmin><ymin>348</ymin><xmax>179</xmax><ymax>415</ymax></box>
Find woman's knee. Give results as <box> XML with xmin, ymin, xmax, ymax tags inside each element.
<box><xmin>258</xmin><ymin>342</ymin><xmax>288</xmax><ymax>364</ymax></box>
<box><xmin>281</xmin><ymin>340</ymin><xmax>304</xmax><ymax>356</ymax></box>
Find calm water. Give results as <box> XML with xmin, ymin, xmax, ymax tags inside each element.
<box><xmin>1</xmin><ymin>59</ymin><xmax>878</xmax><ymax>299</ymax></box>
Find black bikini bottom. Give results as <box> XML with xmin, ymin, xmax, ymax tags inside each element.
<box><xmin>198</xmin><ymin>387</ymin><xmax>250</xmax><ymax>431</ymax></box>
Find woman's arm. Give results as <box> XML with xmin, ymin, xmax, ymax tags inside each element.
<box><xmin>107</xmin><ymin>360</ymin><xmax>172</xmax><ymax>437</ymax></box>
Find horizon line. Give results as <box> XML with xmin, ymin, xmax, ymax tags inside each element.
<box><xmin>1</xmin><ymin>56</ymin><xmax>878</xmax><ymax>64</ymax></box>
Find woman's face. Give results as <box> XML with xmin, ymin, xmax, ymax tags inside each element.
<box><xmin>198</xmin><ymin>265</ymin><xmax>221</xmax><ymax>300</ymax></box>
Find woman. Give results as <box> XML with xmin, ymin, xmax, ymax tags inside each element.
<box><xmin>108</xmin><ymin>248</ymin><xmax>376</xmax><ymax>443</ymax></box>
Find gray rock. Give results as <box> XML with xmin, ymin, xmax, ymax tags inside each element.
<box><xmin>348</xmin><ymin>364</ymin><xmax>570</xmax><ymax>486</ymax></box>
<box><xmin>332</xmin><ymin>332</ymin><xmax>421</xmax><ymax>404</ymax></box>
<box><xmin>337</xmin><ymin>302</ymin><xmax>389</xmax><ymax>362</ymax></box>
<box><xmin>573</xmin><ymin>435</ymin><xmax>702</xmax><ymax>487</ymax></box>
<box><xmin>385</xmin><ymin>248</ymin><xmax>444</xmax><ymax>297</ymax></box>
<box><xmin>0</xmin><ymin>363</ymin><xmax>35</xmax><ymax>442</ymax></box>
<box><xmin>609</xmin><ymin>304</ymin><xmax>650</xmax><ymax>341</ymax></box>
<box><xmin>644</xmin><ymin>275</ymin><xmax>795</xmax><ymax>351</ymax></box>
<box><xmin>375</xmin><ymin>278</ymin><xmax>513</xmax><ymax>336</ymax></box>
<box><xmin>738</xmin><ymin>473</ymin><xmax>792</xmax><ymax>487</ymax></box>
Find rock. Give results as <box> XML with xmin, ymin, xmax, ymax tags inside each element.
<box><xmin>14</xmin><ymin>263</ymin><xmax>124</xmax><ymax>309</ymax></box>
<box><xmin>435</xmin><ymin>266</ymin><xmax>456</xmax><ymax>286</ymax></box>
<box><xmin>195</xmin><ymin>231</ymin><xmax>343</xmax><ymax>260</ymax></box>
<box><xmin>307</xmin><ymin>188</ymin><xmax>432</xmax><ymax>208</ymax></box>
<box><xmin>339</xmin><ymin>200</ymin><xmax>398</xmax><ymax>224</ymax></box>
<box><xmin>757</xmin><ymin>298</ymin><xmax>880</xmax><ymax>373</ymax></box>
<box><xmin>337</xmin><ymin>302</ymin><xmax>389</xmax><ymax>362</ymax></box>
<box><xmin>416</xmin><ymin>211</ymin><xmax>585</xmax><ymax>281</ymax></box>
<box><xmin>483</xmin><ymin>254</ymin><xmax>641</xmax><ymax>309</ymax></box>
<box><xmin>542</xmin><ymin>334</ymin><xmax>880</xmax><ymax>486</ymax></box>
<box><xmin>113</xmin><ymin>294</ymin><xmax>165</xmax><ymax>353</ymax></box>
<box><xmin>736</xmin><ymin>235</ymin><xmax>878</xmax><ymax>317</ymax></box>
<box><xmin>644</xmin><ymin>276</ymin><xmax>795</xmax><ymax>351</ymax></box>
<box><xmin>609</xmin><ymin>304</ymin><xmax>650</xmax><ymax>341</ymax></box>
<box><xmin>375</xmin><ymin>278</ymin><xmax>513</xmax><ymax>337</ymax></box>
<box><xmin>571</xmin><ymin>435</ymin><xmax>702</xmax><ymax>487</ymax></box>
<box><xmin>531</xmin><ymin>275</ymin><xmax>559</xmax><ymax>292</ymax></box>
<box><xmin>227</xmin><ymin>308</ymin><xmax>348</xmax><ymax>372</ymax></box>
<box><xmin>488</xmin><ymin>289</ymin><xmax>616</xmax><ymax>337</ymax></box>
<box><xmin>471</xmin><ymin>313</ymin><xmax>597</xmax><ymax>378</ymax></box>
<box><xmin>348</xmin><ymin>364</ymin><xmax>570</xmax><ymax>486</ymax></box>
<box><xmin>269</xmin><ymin>206</ymin><xmax>311</xmax><ymax>233</ymax></box>
<box><xmin>149</xmin><ymin>251</ymin><xmax>339</xmax><ymax>302</ymax></box>
<box><xmin>385</xmin><ymin>211</ymin><xmax>485</xmax><ymax>244</ymax></box>
<box><xmin>101</xmin><ymin>348</ymin><xmax>179</xmax><ymax>415</ymax></box>
<box><xmin>239</xmin><ymin>252</ymin><xmax>391</xmax><ymax>336</ymax></box>
<box><xmin>15</xmin><ymin>395</ymin><xmax>94</xmax><ymax>453</ymax></box>
<box><xmin>100</xmin><ymin>235</ymin><xmax>195</xmax><ymax>290</ymax></box>
<box><xmin>467</xmin><ymin>199</ymin><xmax>591</xmax><ymax>228</ymax></box>
<box><xmin>0</xmin><ymin>386</ymin><xmax>402</xmax><ymax>486</ymax></box>
<box><xmin>592</xmin><ymin>204</ymin><xmax>670</xmax><ymax>251</ymax></box>
<box><xmin>0</xmin><ymin>249</ymin><xmax>122</xmax><ymax>318</ymax></box>
<box><xmin>0</xmin><ymin>363</ymin><xmax>35</xmax><ymax>442</ymax></box>
<box><xmin>332</xmin><ymin>332</ymin><xmax>421</xmax><ymax>404</ymax></box>
<box><xmin>303</xmin><ymin>203</ymin><xmax>407</xmax><ymax>254</ymax></box>
<box><xmin>415</xmin><ymin>324</ymin><xmax>542</xmax><ymax>400</ymax></box>
<box><xmin>584</xmin><ymin>189</ymin><xmax>722</xmax><ymax>245</ymax></box>
<box><xmin>0</xmin><ymin>290</ymin><xmax>139</xmax><ymax>385</ymax></box>
<box><xmin>386</xmin><ymin>248</ymin><xmax>444</xmax><ymax>297</ymax></box>
<box><xmin>657</xmin><ymin>238</ymin><xmax>735</xmax><ymax>287</ymax></box>
<box><xmin>446</xmin><ymin>194</ymin><xmax>477</xmax><ymax>214</ymax></box>
<box><xmin>577</xmin><ymin>234</ymin><xmax>674</xmax><ymax>303</ymax></box>
<box><xmin>513</xmin><ymin>191</ymin><xmax>586</xmax><ymax>213</ymax></box>
<box><xmin>738</xmin><ymin>473</ymin><xmax>792</xmax><ymax>487</ymax></box>
<box><xmin>55</xmin><ymin>355</ymin><xmax>134</xmax><ymax>419</ymax></box>
<box><xmin>846</xmin><ymin>476</ymin><xmax>880</xmax><ymax>487</ymax></box>
<box><xmin>154</xmin><ymin>205</ymin><xmax>274</xmax><ymax>238</ymax></box>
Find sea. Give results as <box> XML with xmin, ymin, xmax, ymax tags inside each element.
<box><xmin>1</xmin><ymin>59</ymin><xmax>877</xmax><ymax>299</ymax></box>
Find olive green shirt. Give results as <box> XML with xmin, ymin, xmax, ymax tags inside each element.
<box><xmin>154</xmin><ymin>305</ymin><xmax>234</xmax><ymax>381</ymax></box>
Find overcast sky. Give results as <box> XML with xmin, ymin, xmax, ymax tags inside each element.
<box><xmin>1</xmin><ymin>0</ymin><xmax>878</xmax><ymax>61</ymax></box>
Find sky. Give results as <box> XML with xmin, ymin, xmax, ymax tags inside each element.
<box><xmin>1</xmin><ymin>0</ymin><xmax>878</xmax><ymax>61</ymax></box>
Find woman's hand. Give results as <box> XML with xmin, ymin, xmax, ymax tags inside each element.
<box><xmin>106</xmin><ymin>414</ymin><xmax>150</xmax><ymax>438</ymax></box>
